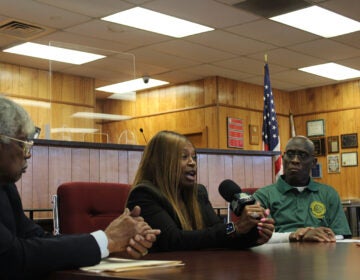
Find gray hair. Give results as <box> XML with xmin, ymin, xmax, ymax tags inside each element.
<box><xmin>0</xmin><ymin>95</ymin><xmax>35</xmax><ymax>143</ymax></box>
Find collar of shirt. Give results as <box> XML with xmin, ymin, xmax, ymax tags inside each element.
<box><xmin>277</xmin><ymin>176</ymin><xmax>319</xmax><ymax>194</ymax></box>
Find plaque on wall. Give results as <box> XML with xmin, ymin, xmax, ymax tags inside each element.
<box><xmin>327</xmin><ymin>154</ymin><xmax>340</xmax><ymax>173</ymax></box>
<box><xmin>249</xmin><ymin>124</ymin><xmax>259</xmax><ymax>145</ymax></box>
<box><xmin>227</xmin><ymin>117</ymin><xmax>244</xmax><ymax>149</ymax></box>
<box><xmin>341</xmin><ymin>133</ymin><xmax>358</xmax><ymax>149</ymax></box>
<box><xmin>311</xmin><ymin>162</ymin><xmax>322</xmax><ymax>178</ymax></box>
<box><xmin>311</xmin><ymin>137</ymin><xmax>326</xmax><ymax>156</ymax></box>
<box><xmin>327</xmin><ymin>136</ymin><xmax>339</xmax><ymax>153</ymax></box>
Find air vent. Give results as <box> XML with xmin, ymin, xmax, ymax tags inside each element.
<box><xmin>0</xmin><ymin>20</ymin><xmax>48</xmax><ymax>39</ymax></box>
<box><xmin>233</xmin><ymin>0</ymin><xmax>311</xmax><ymax>18</ymax></box>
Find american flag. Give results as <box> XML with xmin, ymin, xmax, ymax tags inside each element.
<box><xmin>262</xmin><ymin>62</ymin><xmax>282</xmax><ymax>179</ymax></box>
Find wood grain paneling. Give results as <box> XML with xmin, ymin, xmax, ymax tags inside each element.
<box><xmin>20</xmin><ymin>142</ymin><xmax>275</xmax><ymax>219</ymax></box>
<box><xmin>290</xmin><ymin>80</ymin><xmax>360</xmax><ymax>199</ymax></box>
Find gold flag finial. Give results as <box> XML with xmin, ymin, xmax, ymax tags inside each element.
<box><xmin>264</xmin><ymin>54</ymin><xmax>268</xmax><ymax>63</ymax></box>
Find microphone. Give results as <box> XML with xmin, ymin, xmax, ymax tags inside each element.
<box><xmin>218</xmin><ymin>179</ymin><xmax>256</xmax><ymax>216</ymax></box>
<box><xmin>139</xmin><ymin>128</ymin><xmax>147</xmax><ymax>144</ymax></box>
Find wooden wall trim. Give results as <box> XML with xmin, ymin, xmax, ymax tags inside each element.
<box><xmin>294</xmin><ymin>106</ymin><xmax>360</xmax><ymax>117</ymax></box>
<box><xmin>218</xmin><ymin>103</ymin><xmax>289</xmax><ymax>118</ymax></box>
<box><xmin>34</xmin><ymin>139</ymin><xmax>280</xmax><ymax>156</ymax></box>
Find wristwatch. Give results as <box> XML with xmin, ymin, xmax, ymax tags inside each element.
<box><xmin>225</xmin><ymin>222</ymin><xmax>236</xmax><ymax>236</ymax></box>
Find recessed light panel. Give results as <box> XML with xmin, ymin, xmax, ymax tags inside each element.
<box><xmin>270</xmin><ymin>6</ymin><xmax>360</xmax><ymax>38</ymax></box>
<box><xmin>3</xmin><ymin>42</ymin><xmax>105</xmax><ymax>64</ymax></box>
<box><xmin>299</xmin><ymin>63</ymin><xmax>360</xmax><ymax>80</ymax></box>
<box><xmin>102</xmin><ymin>7</ymin><xmax>214</xmax><ymax>38</ymax></box>
<box><xmin>72</xmin><ymin>112</ymin><xmax>131</xmax><ymax>121</ymax></box>
<box><xmin>96</xmin><ymin>78</ymin><xmax>169</xmax><ymax>95</ymax></box>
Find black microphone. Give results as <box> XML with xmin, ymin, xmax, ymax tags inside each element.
<box><xmin>139</xmin><ymin>128</ymin><xmax>147</xmax><ymax>144</ymax></box>
<box><xmin>218</xmin><ymin>179</ymin><xmax>256</xmax><ymax>216</ymax></box>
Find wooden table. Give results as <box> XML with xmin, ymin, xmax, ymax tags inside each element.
<box><xmin>48</xmin><ymin>242</ymin><xmax>360</xmax><ymax>280</ymax></box>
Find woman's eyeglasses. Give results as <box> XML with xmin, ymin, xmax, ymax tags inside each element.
<box><xmin>0</xmin><ymin>135</ymin><xmax>34</xmax><ymax>156</ymax></box>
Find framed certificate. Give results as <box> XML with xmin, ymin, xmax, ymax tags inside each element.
<box><xmin>341</xmin><ymin>152</ymin><xmax>358</xmax><ymax>167</ymax></box>
<box><xmin>306</xmin><ymin>119</ymin><xmax>325</xmax><ymax>137</ymax></box>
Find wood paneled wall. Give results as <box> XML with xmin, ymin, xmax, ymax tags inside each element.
<box><xmin>102</xmin><ymin>76</ymin><xmax>291</xmax><ymax>150</ymax></box>
<box><xmin>290</xmin><ymin>80</ymin><xmax>360</xmax><ymax>199</ymax></box>
<box><xmin>19</xmin><ymin>142</ymin><xmax>275</xmax><ymax>219</ymax></box>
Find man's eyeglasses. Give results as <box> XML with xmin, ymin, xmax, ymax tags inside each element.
<box><xmin>283</xmin><ymin>150</ymin><xmax>312</xmax><ymax>160</ymax></box>
<box><xmin>0</xmin><ymin>135</ymin><xmax>34</xmax><ymax>156</ymax></box>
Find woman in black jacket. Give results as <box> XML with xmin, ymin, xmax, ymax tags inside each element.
<box><xmin>127</xmin><ymin>130</ymin><xmax>274</xmax><ymax>252</ymax></box>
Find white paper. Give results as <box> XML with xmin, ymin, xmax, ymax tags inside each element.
<box><xmin>81</xmin><ymin>257</ymin><xmax>184</xmax><ymax>273</ymax></box>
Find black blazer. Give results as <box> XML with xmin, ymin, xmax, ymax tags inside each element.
<box><xmin>0</xmin><ymin>183</ymin><xmax>101</xmax><ymax>279</ymax></box>
<box><xmin>127</xmin><ymin>181</ymin><xmax>257</xmax><ymax>252</ymax></box>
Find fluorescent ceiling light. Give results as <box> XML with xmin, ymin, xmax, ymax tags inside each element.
<box><xmin>51</xmin><ymin>128</ymin><xmax>98</xmax><ymax>134</ymax></box>
<box><xmin>3</xmin><ymin>42</ymin><xmax>105</xmax><ymax>64</ymax></box>
<box><xmin>102</xmin><ymin>7</ymin><xmax>214</xmax><ymax>38</ymax></box>
<box><xmin>12</xmin><ymin>98</ymin><xmax>51</xmax><ymax>108</ymax></box>
<box><xmin>299</xmin><ymin>63</ymin><xmax>360</xmax><ymax>80</ymax></box>
<box><xmin>270</xmin><ymin>6</ymin><xmax>360</xmax><ymax>38</ymax></box>
<box><xmin>72</xmin><ymin>112</ymin><xmax>131</xmax><ymax>121</ymax></box>
<box><xmin>96</xmin><ymin>78</ymin><xmax>169</xmax><ymax>95</ymax></box>
<box><xmin>108</xmin><ymin>92</ymin><xmax>136</xmax><ymax>101</ymax></box>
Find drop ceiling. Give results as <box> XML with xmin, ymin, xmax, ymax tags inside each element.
<box><xmin>0</xmin><ymin>0</ymin><xmax>359</xmax><ymax>99</ymax></box>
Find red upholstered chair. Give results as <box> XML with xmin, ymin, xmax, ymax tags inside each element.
<box><xmin>55</xmin><ymin>182</ymin><xmax>131</xmax><ymax>234</ymax></box>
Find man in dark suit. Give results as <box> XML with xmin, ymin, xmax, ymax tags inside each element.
<box><xmin>0</xmin><ymin>95</ymin><xmax>160</xmax><ymax>279</ymax></box>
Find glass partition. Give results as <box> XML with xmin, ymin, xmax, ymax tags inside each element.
<box><xmin>47</xmin><ymin>41</ymin><xmax>136</xmax><ymax>144</ymax></box>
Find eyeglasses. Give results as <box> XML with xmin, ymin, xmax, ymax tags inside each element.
<box><xmin>0</xmin><ymin>135</ymin><xmax>34</xmax><ymax>156</ymax></box>
<box><xmin>283</xmin><ymin>150</ymin><xmax>312</xmax><ymax>160</ymax></box>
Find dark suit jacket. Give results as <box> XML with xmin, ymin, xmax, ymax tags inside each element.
<box><xmin>127</xmin><ymin>181</ymin><xmax>257</xmax><ymax>252</ymax></box>
<box><xmin>0</xmin><ymin>183</ymin><xmax>101</xmax><ymax>280</ymax></box>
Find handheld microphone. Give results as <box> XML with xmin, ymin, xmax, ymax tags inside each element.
<box><xmin>218</xmin><ymin>179</ymin><xmax>256</xmax><ymax>216</ymax></box>
<box><xmin>139</xmin><ymin>128</ymin><xmax>147</xmax><ymax>143</ymax></box>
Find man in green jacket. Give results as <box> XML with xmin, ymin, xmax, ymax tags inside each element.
<box><xmin>254</xmin><ymin>136</ymin><xmax>351</xmax><ymax>242</ymax></box>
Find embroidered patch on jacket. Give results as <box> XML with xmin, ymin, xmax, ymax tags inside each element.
<box><xmin>310</xmin><ymin>201</ymin><xmax>326</xmax><ymax>219</ymax></box>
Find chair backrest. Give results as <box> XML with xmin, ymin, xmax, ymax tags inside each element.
<box><xmin>56</xmin><ymin>182</ymin><xmax>131</xmax><ymax>234</ymax></box>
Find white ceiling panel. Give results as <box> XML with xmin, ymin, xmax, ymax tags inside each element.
<box><xmin>289</xmin><ymin>39</ymin><xmax>360</xmax><ymax>61</ymax></box>
<box><xmin>227</xmin><ymin>19</ymin><xmax>318</xmax><ymax>47</ymax></box>
<box><xmin>146</xmin><ymin>40</ymin><xmax>237</xmax><ymax>63</ymax></box>
<box><xmin>185</xmin><ymin>30</ymin><xmax>275</xmax><ymax>55</ymax></box>
<box><xmin>0</xmin><ymin>0</ymin><xmax>90</xmax><ymax>29</ymax></box>
<box><xmin>36</xmin><ymin>0</ymin><xmax>132</xmax><ymax>17</ymax></box>
<box><xmin>0</xmin><ymin>0</ymin><xmax>358</xmax><ymax>95</ymax></box>
<box><xmin>248</xmin><ymin>48</ymin><xmax>326</xmax><ymax>68</ymax></box>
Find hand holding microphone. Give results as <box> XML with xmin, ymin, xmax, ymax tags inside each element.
<box><xmin>218</xmin><ymin>179</ymin><xmax>274</xmax><ymax>244</ymax></box>
<box><xmin>218</xmin><ymin>179</ymin><xmax>256</xmax><ymax>217</ymax></box>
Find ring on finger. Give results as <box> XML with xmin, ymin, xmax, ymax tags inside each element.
<box><xmin>250</xmin><ymin>212</ymin><xmax>260</xmax><ymax>219</ymax></box>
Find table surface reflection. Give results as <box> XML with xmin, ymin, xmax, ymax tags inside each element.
<box><xmin>49</xmin><ymin>241</ymin><xmax>360</xmax><ymax>280</ymax></box>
